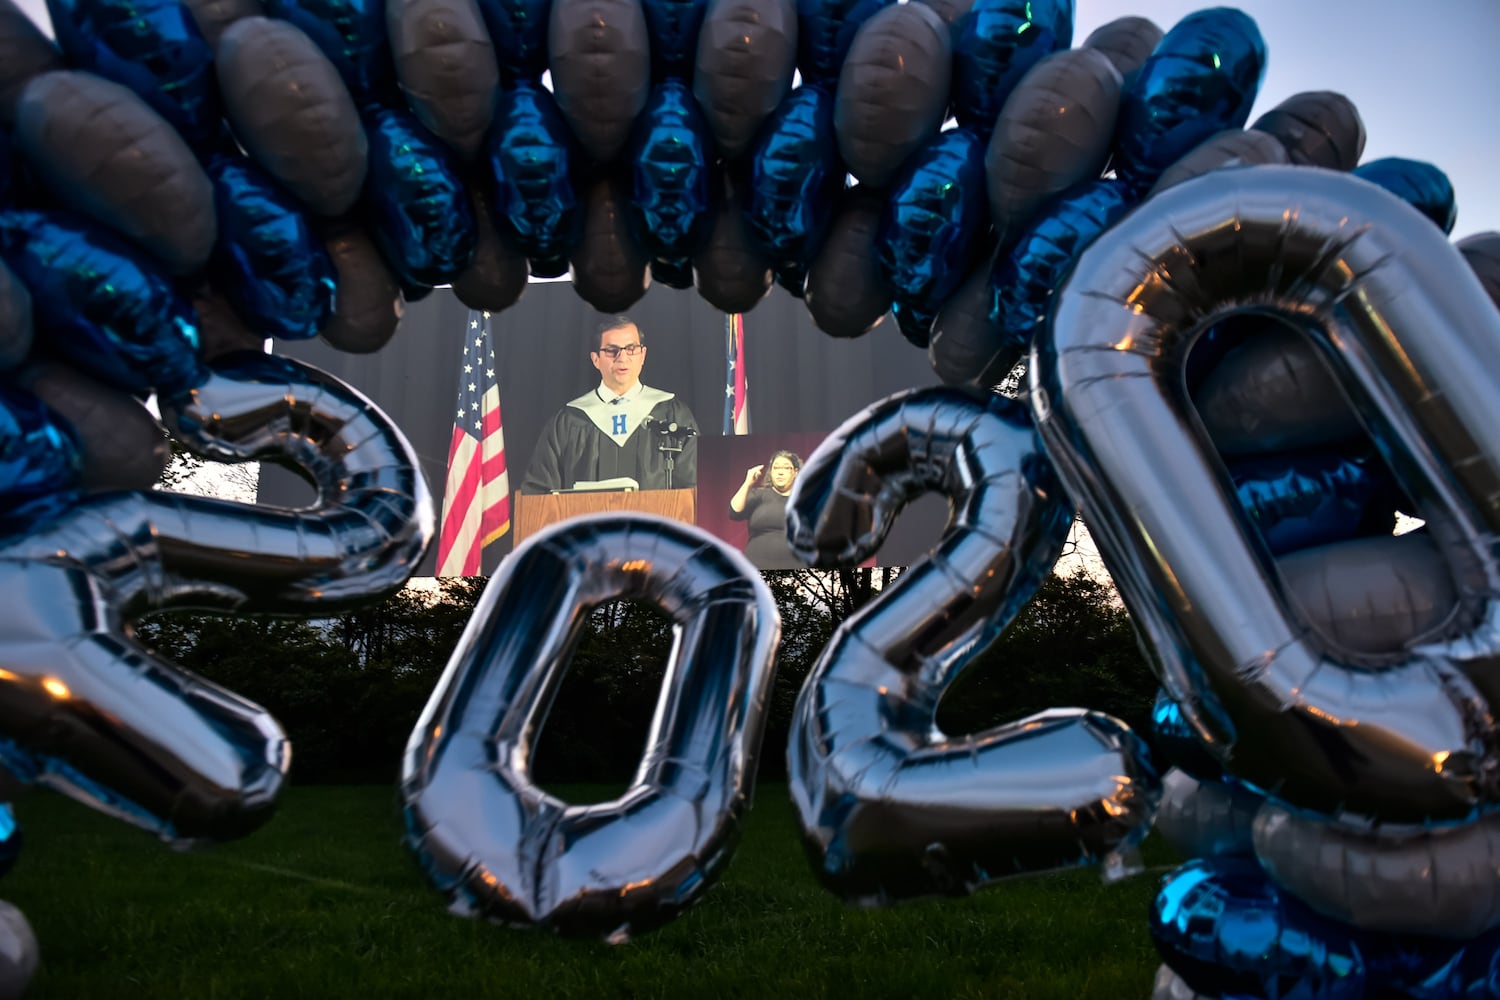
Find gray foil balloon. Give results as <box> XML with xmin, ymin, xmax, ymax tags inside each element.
<box><xmin>691</xmin><ymin>171</ymin><xmax>773</xmax><ymax>314</ymax></box>
<box><xmin>1081</xmin><ymin>15</ymin><xmax>1162</xmax><ymax>83</ymax></box>
<box><xmin>802</xmin><ymin>188</ymin><xmax>889</xmax><ymax>338</ymax></box>
<box><xmin>15</xmin><ymin>362</ymin><xmax>172</xmax><ymax>491</ymax></box>
<box><xmin>15</xmin><ymin>72</ymin><xmax>216</xmax><ymax>276</ymax></box>
<box><xmin>181</xmin><ymin>0</ymin><xmax>264</xmax><ymax>49</ymax></box>
<box><xmin>0</xmin><ymin>902</ymin><xmax>36</xmax><ymax>1000</ymax></box>
<box><xmin>1030</xmin><ymin>165</ymin><xmax>1500</xmax><ymax>823</ymax></box>
<box><xmin>914</xmin><ymin>0</ymin><xmax>973</xmax><ymax>27</ymax></box>
<box><xmin>1279</xmin><ymin>534</ymin><xmax>1461</xmax><ymax>659</ymax></box>
<box><xmin>571</xmin><ymin>174</ymin><xmax>651</xmax><ymax>313</ymax></box>
<box><xmin>1191</xmin><ymin>323</ymin><xmax>1361</xmax><ymax>457</ymax></box>
<box><xmin>927</xmin><ymin>256</ymin><xmax>1011</xmax><ymax>385</ymax></box>
<box><xmin>451</xmin><ymin>186</ymin><xmax>528</xmax><ymax>314</ymax></box>
<box><xmin>0</xmin><ymin>353</ymin><xmax>432</xmax><ymax>843</ymax></box>
<box><xmin>402</xmin><ymin>514</ymin><xmax>780</xmax><ymax>940</ymax></box>
<box><xmin>1458</xmin><ymin>231</ymin><xmax>1500</xmax><ymax>312</ymax></box>
<box><xmin>1147</xmin><ymin>128</ymin><xmax>1288</xmax><ymax>197</ymax></box>
<box><xmin>387</xmin><ymin>0</ymin><xmax>499</xmax><ymax>162</ymax></box>
<box><xmin>785</xmin><ymin>387</ymin><xmax>1160</xmax><ymax>904</ymax></box>
<box><xmin>216</xmin><ymin>17</ymin><xmax>369</xmax><ymax>216</ymax></box>
<box><xmin>0</xmin><ymin>259</ymin><xmax>31</xmax><ymax>372</ymax></box>
<box><xmin>0</xmin><ymin>0</ymin><xmax>62</xmax><ymax>127</ymax></box>
<box><xmin>1152</xmin><ymin>768</ymin><xmax>1261</xmax><ymax>860</ymax></box>
<box><xmin>1250</xmin><ymin>91</ymin><xmax>1366</xmax><ymax>171</ymax></box>
<box><xmin>1253</xmin><ymin>801</ymin><xmax>1500</xmax><ymax>940</ymax></box>
<box><xmin>190</xmin><ymin>284</ymin><xmax>269</xmax><ymax>360</ymax></box>
<box><xmin>985</xmin><ymin>48</ymin><xmax>1122</xmax><ymax>247</ymax></box>
<box><xmin>833</xmin><ymin>2</ymin><xmax>951</xmax><ymax>191</ymax></box>
<box><xmin>692</xmin><ymin>0</ymin><xmax>797</xmax><ymax>161</ymax></box>
<box><xmin>318</xmin><ymin>221</ymin><xmax>406</xmax><ymax>353</ymax></box>
<box><xmin>547</xmin><ymin>0</ymin><xmax>651</xmax><ymax>163</ymax></box>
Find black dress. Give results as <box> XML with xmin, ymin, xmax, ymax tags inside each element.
<box><xmin>728</xmin><ymin>487</ymin><xmax>800</xmax><ymax>570</ymax></box>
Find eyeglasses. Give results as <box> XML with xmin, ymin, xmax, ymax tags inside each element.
<box><xmin>596</xmin><ymin>344</ymin><xmax>644</xmax><ymax>360</ymax></box>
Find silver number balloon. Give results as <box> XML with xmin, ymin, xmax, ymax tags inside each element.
<box><xmin>1030</xmin><ymin>164</ymin><xmax>1500</xmax><ymax>823</ymax></box>
<box><xmin>786</xmin><ymin>386</ymin><xmax>1161</xmax><ymax>904</ymax></box>
<box><xmin>401</xmin><ymin>514</ymin><xmax>780</xmax><ymax>940</ymax></box>
<box><xmin>0</xmin><ymin>352</ymin><xmax>433</xmax><ymax>844</ymax></box>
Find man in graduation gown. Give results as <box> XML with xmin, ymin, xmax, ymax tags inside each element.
<box><xmin>521</xmin><ymin>315</ymin><xmax>700</xmax><ymax>493</ymax></box>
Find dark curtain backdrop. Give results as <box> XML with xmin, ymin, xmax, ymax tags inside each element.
<box><xmin>263</xmin><ymin>281</ymin><xmax>946</xmax><ymax>575</ymax></box>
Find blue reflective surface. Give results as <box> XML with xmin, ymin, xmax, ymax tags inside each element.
<box><xmin>747</xmin><ymin>83</ymin><xmax>842</xmax><ymax>270</ymax></box>
<box><xmin>951</xmin><ymin>0</ymin><xmax>1073</xmax><ymax>131</ymax></box>
<box><xmin>989</xmin><ymin>178</ymin><xmax>1134</xmax><ymax>356</ymax></box>
<box><xmin>0</xmin><ymin>383</ymin><xmax>81</xmax><ymax>528</ymax></box>
<box><xmin>363</xmin><ymin>107</ymin><xmax>477</xmax><ymax>288</ymax></box>
<box><xmin>46</xmin><ymin>0</ymin><xmax>222</xmax><ymax>151</ymax></box>
<box><xmin>476</xmin><ymin>0</ymin><xmax>551</xmax><ymax>83</ymax></box>
<box><xmin>1354</xmin><ymin>157</ymin><xmax>1457</xmax><ymax>235</ymax></box>
<box><xmin>263</xmin><ymin>0</ymin><xmax>395</xmax><ymax>103</ymax></box>
<box><xmin>1232</xmin><ymin>451</ymin><xmax>1394</xmax><ymax>556</ymax></box>
<box><xmin>627</xmin><ymin>81</ymin><xmax>713</xmax><ymax>260</ymax></box>
<box><xmin>641</xmin><ymin>0</ymin><xmax>706</xmax><ymax>81</ymax></box>
<box><xmin>1114</xmin><ymin>8</ymin><xmax>1266</xmax><ymax>191</ymax></box>
<box><xmin>207</xmin><ymin>154</ymin><xmax>336</xmax><ymax>340</ymax></box>
<box><xmin>795</xmin><ymin>0</ymin><xmax>892</xmax><ymax>83</ymax></box>
<box><xmin>484</xmin><ymin>82</ymin><xmax>583</xmax><ymax>264</ymax></box>
<box><xmin>0</xmin><ymin>209</ymin><xmax>203</xmax><ymax>396</ymax></box>
<box><xmin>1150</xmin><ymin>690</ymin><xmax>1223</xmax><ymax>781</ymax></box>
<box><xmin>876</xmin><ymin>128</ymin><xmax>987</xmax><ymax>314</ymax></box>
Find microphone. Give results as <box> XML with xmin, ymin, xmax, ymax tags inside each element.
<box><xmin>644</xmin><ymin>416</ymin><xmax>698</xmax><ymax>437</ymax></box>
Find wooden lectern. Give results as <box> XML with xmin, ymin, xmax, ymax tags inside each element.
<box><xmin>513</xmin><ymin>489</ymin><xmax>697</xmax><ymax>544</ymax></box>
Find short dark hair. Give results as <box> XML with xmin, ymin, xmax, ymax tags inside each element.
<box><xmin>594</xmin><ymin>315</ymin><xmax>643</xmax><ymax>350</ymax></box>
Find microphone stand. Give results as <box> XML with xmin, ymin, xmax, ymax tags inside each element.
<box><xmin>652</xmin><ymin>421</ymin><xmax>696</xmax><ymax>490</ymax></box>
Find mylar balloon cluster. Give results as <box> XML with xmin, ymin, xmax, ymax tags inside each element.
<box><xmin>1032</xmin><ymin>165</ymin><xmax>1500</xmax><ymax>998</ymax></box>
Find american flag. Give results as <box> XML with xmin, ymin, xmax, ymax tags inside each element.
<box><xmin>723</xmin><ymin>312</ymin><xmax>749</xmax><ymax>435</ymax></box>
<box><xmin>437</xmin><ymin>310</ymin><xmax>510</xmax><ymax>576</ymax></box>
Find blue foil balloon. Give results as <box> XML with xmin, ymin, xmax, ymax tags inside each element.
<box><xmin>1151</xmin><ymin>857</ymin><xmax>1369</xmax><ymax>1000</ymax></box>
<box><xmin>795</xmin><ymin>0</ymin><xmax>892</xmax><ymax>84</ymax></box>
<box><xmin>45</xmin><ymin>0</ymin><xmax>222</xmax><ymax>152</ymax></box>
<box><xmin>485</xmin><ymin>81</ymin><xmax>583</xmax><ymax>264</ymax></box>
<box><xmin>0</xmin><ymin>210</ymin><xmax>204</xmax><ymax>396</ymax></box>
<box><xmin>1149</xmin><ymin>690</ymin><xmax>1223</xmax><ymax>781</ymax></box>
<box><xmin>747</xmin><ymin>83</ymin><xmax>842</xmax><ymax>271</ymax></box>
<box><xmin>641</xmin><ymin>0</ymin><xmax>707</xmax><ymax>81</ymax></box>
<box><xmin>0</xmin><ymin>803</ymin><xmax>19</xmax><ymax>878</ymax></box>
<box><xmin>1232</xmin><ymin>451</ymin><xmax>1395</xmax><ymax>557</ymax></box>
<box><xmin>207</xmin><ymin>154</ymin><xmax>336</xmax><ymax>340</ymax></box>
<box><xmin>651</xmin><ymin>256</ymin><xmax>694</xmax><ymax>289</ymax></box>
<box><xmin>363</xmin><ymin>107</ymin><xmax>477</xmax><ymax>288</ymax></box>
<box><xmin>1353</xmin><ymin>157</ymin><xmax>1457</xmax><ymax>234</ymax></box>
<box><xmin>476</xmin><ymin>0</ymin><xmax>550</xmax><ymax>83</ymax></box>
<box><xmin>951</xmin><ymin>0</ymin><xmax>1073</xmax><ymax>132</ymax></box>
<box><xmin>263</xmin><ymin>0</ymin><xmax>396</xmax><ymax>104</ymax></box>
<box><xmin>989</xmin><ymin>177</ymin><xmax>1134</xmax><ymax>355</ymax></box>
<box><xmin>876</xmin><ymin>128</ymin><xmax>988</xmax><ymax>316</ymax></box>
<box><xmin>627</xmin><ymin>80</ymin><xmax>713</xmax><ymax>261</ymax></box>
<box><xmin>0</xmin><ymin>382</ymin><xmax>82</xmax><ymax>532</ymax></box>
<box><xmin>890</xmin><ymin>298</ymin><xmax>937</xmax><ymax>348</ymax></box>
<box><xmin>1114</xmin><ymin>8</ymin><xmax>1266</xmax><ymax>191</ymax></box>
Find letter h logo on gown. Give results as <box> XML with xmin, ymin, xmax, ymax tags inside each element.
<box><xmin>613</xmin><ymin>413</ymin><xmax>627</xmax><ymax>435</ymax></box>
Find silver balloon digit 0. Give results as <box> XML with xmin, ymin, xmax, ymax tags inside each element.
<box><xmin>1030</xmin><ymin>164</ymin><xmax>1500</xmax><ymax>823</ymax></box>
<box><xmin>401</xmin><ymin>514</ymin><xmax>780</xmax><ymax>940</ymax></box>
<box><xmin>785</xmin><ymin>386</ymin><xmax>1161</xmax><ymax>905</ymax></box>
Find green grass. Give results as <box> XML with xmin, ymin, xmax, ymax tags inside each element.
<box><xmin>3</xmin><ymin>785</ymin><xmax>1176</xmax><ymax>998</ymax></box>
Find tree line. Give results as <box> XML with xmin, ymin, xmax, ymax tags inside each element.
<box><xmin>136</xmin><ymin>566</ymin><xmax>1160</xmax><ymax>787</ymax></box>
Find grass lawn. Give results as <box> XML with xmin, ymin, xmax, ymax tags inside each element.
<box><xmin>2</xmin><ymin>784</ymin><xmax>1176</xmax><ymax>998</ymax></box>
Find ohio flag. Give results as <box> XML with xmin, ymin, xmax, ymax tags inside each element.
<box><xmin>437</xmin><ymin>310</ymin><xmax>510</xmax><ymax>576</ymax></box>
<box><xmin>724</xmin><ymin>313</ymin><xmax>749</xmax><ymax>435</ymax></box>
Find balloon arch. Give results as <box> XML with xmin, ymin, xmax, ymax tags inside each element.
<box><xmin>1</xmin><ymin>0</ymin><xmax>1499</xmax><ymax>993</ymax></box>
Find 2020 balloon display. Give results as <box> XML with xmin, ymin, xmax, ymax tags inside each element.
<box><xmin>1</xmin><ymin>0</ymin><xmax>1499</xmax><ymax>988</ymax></box>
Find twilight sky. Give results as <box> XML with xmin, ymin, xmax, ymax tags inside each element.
<box><xmin>12</xmin><ymin>0</ymin><xmax>1497</xmax><ymax>237</ymax></box>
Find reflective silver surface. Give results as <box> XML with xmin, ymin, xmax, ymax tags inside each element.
<box><xmin>1254</xmin><ymin>803</ymin><xmax>1500</xmax><ymax>940</ymax></box>
<box><xmin>0</xmin><ymin>352</ymin><xmax>433</xmax><ymax>843</ymax></box>
<box><xmin>1154</xmin><ymin>768</ymin><xmax>1261</xmax><ymax>860</ymax></box>
<box><xmin>786</xmin><ymin>387</ymin><xmax>1160</xmax><ymax>904</ymax></box>
<box><xmin>401</xmin><ymin>514</ymin><xmax>780</xmax><ymax>940</ymax></box>
<box><xmin>1031</xmin><ymin>165</ymin><xmax>1500</xmax><ymax>823</ymax></box>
